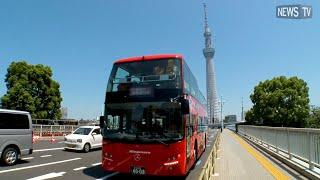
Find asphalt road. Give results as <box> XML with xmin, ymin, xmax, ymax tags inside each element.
<box><xmin>0</xmin><ymin>140</ymin><xmax>183</xmax><ymax>180</ymax></box>
<box><xmin>0</xmin><ymin>139</ymin><xmax>110</xmax><ymax>180</ymax></box>
<box><xmin>0</xmin><ymin>130</ymin><xmax>217</xmax><ymax>180</ymax></box>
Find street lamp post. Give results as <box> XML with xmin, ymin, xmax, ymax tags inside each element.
<box><xmin>218</xmin><ymin>96</ymin><xmax>225</xmax><ymax>132</ymax></box>
<box><xmin>241</xmin><ymin>97</ymin><xmax>244</xmax><ymax>122</ymax></box>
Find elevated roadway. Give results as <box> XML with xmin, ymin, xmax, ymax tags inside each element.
<box><xmin>0</xmin><ymin>128</ymin><xmax>314</xmax><ymax>180</ymax></box>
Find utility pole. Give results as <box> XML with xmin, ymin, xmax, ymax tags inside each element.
<box><xmin>219</xmin><ymin>96</ymin><xmax>225</xmax><ymax>132</ymax></box>
<box><xmin>241</xmin><ymin>97</ymin><xmax>244</xmax><ymax>122</ymax></box>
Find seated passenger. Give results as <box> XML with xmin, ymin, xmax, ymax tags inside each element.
<box><xmin>153</xmin><ymin>66</ymin><xmax>165</xmax><ymax>75</ymax></box>
<box><xmin>166</xmin><ymin>59</ymin><xmax>176</xmax><ymax>75</ymax></box>
<box><xmin>117</xmin><ymin>76</ymin><xmax>131</xmax><ymax>91</ymax></box>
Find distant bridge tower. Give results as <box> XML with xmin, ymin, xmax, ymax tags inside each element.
<box><xmin>203</xmin><ymin>3</ymin><xmax>219</xmax><ymax>124</ymax></box>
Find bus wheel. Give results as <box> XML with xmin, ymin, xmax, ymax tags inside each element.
<box><xmin>204</xmin><ymin>134</ymin><xmax>207</xmax><ymax>151</ymax></box>
<box><xmin>2</xmin><ymin>147</ymin><xmax>19</xmax><ymax>166</ymax></box>
<box><xmin>83</xmin><ymin>143</ymin><xmax>91</xmax><ymax>153</ymax></box>
<box><xmin>194</xmin><ymin>142</ymin><xmax>198</xmax><ymax>160</ymax></box>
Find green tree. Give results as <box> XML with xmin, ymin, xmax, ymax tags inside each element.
<box><xmin>246</xmin><ymin>76</ymin><xmax>310</xmax><ymax>127</ymax></box>
<box><xmin>245</xmin><ymin>109</ymin><xmax>259</xmax><ymax>125</ymax></box>
<box><xmin>307</xmin><ymin>106</ymin><xmax>320</xmax><ymax>128</ymax></box>
<box><xmin>1</xmin><ymin>61</ymin><xmax>62</xmax><ymax>119</ymax></box>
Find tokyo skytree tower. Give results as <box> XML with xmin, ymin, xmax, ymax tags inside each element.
<box><xmin>203</xmin><ymin>3</ymin><xmax>219</xmax><ymax>124</ymax></box>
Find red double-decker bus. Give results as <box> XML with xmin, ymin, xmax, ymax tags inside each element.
<box><xmin>100</xmin><ymin>54</ymin><xmax>208</xmax><ymax>176</ymax></box>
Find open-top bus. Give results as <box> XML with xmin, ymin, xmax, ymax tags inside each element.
<box><xmin>100</xmin><ymin>54</ymin><xmax>208</xmax><ymax>176</ymax></box>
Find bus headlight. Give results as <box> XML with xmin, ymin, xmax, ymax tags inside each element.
<box><xmin>164</xmin><ymin>154</ymin><xmax>180</xmax><ymax>166</ymax></box>
<box><xmin>164</xmin><ymin>160</ymin><xmax>179</xmax><ymax>166</ymax></box>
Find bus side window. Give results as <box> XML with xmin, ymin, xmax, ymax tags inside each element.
<box><xmin>192</xmin><ymin>115</ymin><xmax>197</xmax><ymax>133</ymax></box>
<box><xmin>188</xmin><ymin>126</ymin><xmax>193</xmax><ymax>136</ymax></box>
<box><xmin>197</xmin><ymin>116</ymin><xmax>200</xmax><ymax>132</ymax></box>
<box><xmin>186</xmin><ymin>114</ymin><xmax>192</xmax><ymax>137</ymax></box>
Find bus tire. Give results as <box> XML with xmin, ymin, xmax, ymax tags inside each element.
<box><xmin>191</xmin><ymin>142</ymin><xmax>199</xmax><ymax>170</ymax></box>
<box><xmin>204</xmin><ymin>134</ymin><xmax>207</xmax><ymax>151</ymax></box>
<box><xmin>194</xmin><ymin>141</ymin><xmax>198</xmax><ymax>160</ymax></box>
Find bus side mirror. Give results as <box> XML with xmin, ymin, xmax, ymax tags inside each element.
<box><xmin>99</xmin><ymin>116</ymin><xmax>105</xmax><ymax>128</ymax></box>
<box><xmin>181</xmin><ymin>99</ymin><xmax>190</xmax><ymax>115</ymax></box>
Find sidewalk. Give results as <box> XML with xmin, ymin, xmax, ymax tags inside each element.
<box><xmin>214</xmin><ymin>129</ymin><xmax>304</xmax><ymax>180</ymax></box>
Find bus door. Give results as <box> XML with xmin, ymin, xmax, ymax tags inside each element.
<box><xmin>186</xmin><ymin>114</ymin><xmax>196</xmax><ymax>168</ymax></box>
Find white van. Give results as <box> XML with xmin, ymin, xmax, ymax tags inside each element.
<box><xmin>0</xmin><ymin>109</ymin><xmax>33</xmax><ymax>165</ymax></box>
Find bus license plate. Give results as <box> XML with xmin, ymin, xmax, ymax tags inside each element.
<box><xmin>131</xmin><ymin>167</ymin><xmax>145</xmax><ymax>175</ymax></box>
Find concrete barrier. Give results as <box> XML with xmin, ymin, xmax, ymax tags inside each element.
<box><xmin>186</xmin><ymin>130</ymin><xmax>221</xmax><ymax>180</ymax></box>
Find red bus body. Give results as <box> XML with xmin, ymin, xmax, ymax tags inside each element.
<box><xmin>102</xmin><ymin>54</ymin><xmax>208</xmax><ymax>176</ymax></box>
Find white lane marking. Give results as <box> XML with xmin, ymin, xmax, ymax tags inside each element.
<box><xmin>73</xmin><ymin>167</ymin><xmax>87</xmax><ymax>171</ymax></box>
<box><xmin>92</xmin><ymin>162</ymin><xmax>102</xmax><ymax>166</ymax></box>
<box><xmin>0</xmin><ymin>158</ymin><xmax>81</xmax><ymax>174</ymax></box>
<box><xmin>96</xmin><ymin>172</ymin><xmax>119</xmax><ymax>180</ymax></box>
<box><xmin>34</xmin><ymin>147</ymin><xmax>64</xmax><ymax>152</ymax></box>
<box><xmin>22</xmin><ymin>157</ymin><xmax>35</xmax><ymax>160</ymax></box>
<box><xmin>26</xmin><ymin>172</ymin><xmax>66</xmax><ymax>180</ymax></box>
<box><xmin>217</xmin><ymin>157</ymin><xmax>221</xmax><ymax>160</ymax></box>
<box><xmin>213</xmin><ymin>173</ymin><xmax>219</xmax><ymax>177</ymax></box>
<box><xmin>40</xmin><ymin>155</ymin><xmax>52</xmax><ymax>158</ymax></box>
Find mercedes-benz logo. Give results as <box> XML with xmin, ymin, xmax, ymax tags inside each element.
<box><xmin>133</xmin><ymin>154</ymin><xmax>141</xmax><ymax>161</ymax></box>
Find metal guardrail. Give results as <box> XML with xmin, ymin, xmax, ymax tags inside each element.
<box><xmin>32</xmin><ymin>125</ymin><xmax>79</xmax><ymax>137</ymax></box>
<box><xmin>238</xmin><ymin>125</ymin><xmax>320</xmax><ymax>171</ymax></box>
<box><xmin>199</xmin><ymin>131</ymin><xmax>220</xmax><ymax>180</ymax></box>
<box><xmin>187</xmin><ymin>129</ymin><xmax>221</xmax><ymax>180</ymax></box>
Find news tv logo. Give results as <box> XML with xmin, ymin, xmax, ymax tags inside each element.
<box><xmin>276</xmin><ymin>5</ymin><xmax>312</xmax><ymax>19</ymax></box>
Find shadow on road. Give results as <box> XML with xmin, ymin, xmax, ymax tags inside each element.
<box><xmin>109</xmin><ymin>175</ymin><xmax>186</xmax><ymax>180</ymax></box>
<box><xmin>63</xmin><ymin>147</ymin><xmax>102</xmax><ymax>153</ymax></box>
<box><xmin>0</xmin><ymin>160</ymin><xmax>29</xmax><ymax>167</ymax></box>
<box><xmin>82</xmin><ymin>165</ymin><xmax>186</xmax><ymax>180</ymax></box>
<box><xmin>82</xmin><ymin>165</ymin><xmax>108</xmax><ymax>179</ymax></box>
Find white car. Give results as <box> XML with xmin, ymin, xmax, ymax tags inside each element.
<box><xmin>64</xmin><ymin>126</ymin><xmax>102</xmax><ymax>153</ymax></box>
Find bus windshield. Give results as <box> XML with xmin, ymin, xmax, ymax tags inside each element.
<box><xmin>103</xmin><ymin>102</ymin><xmax>184</xmax><ymax>143</ymax></box>
<box><xmin>107</xmin><ymin>59</ymin><xmax>181</xmax><ymax>92</ymax></box>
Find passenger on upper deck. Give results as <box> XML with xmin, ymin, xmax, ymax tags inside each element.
<box><xmin>117</xmin><ymin>76</ymin><xmax>131</xmax><ymax>91</ymax></box>
<box><xmin>153</xmin><ymin>66</ymin><xmax>165</xmax><ymax>75</ymax></box>
<box><xmin>166</xmin><ymin>59</ymin><xmax>177</xmax><ymax>75</ymax></box>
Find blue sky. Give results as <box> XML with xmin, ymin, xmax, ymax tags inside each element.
<box><xmin>0</xmin><ymin>0</ymin><xmax>319</xmax><ymax>120</ymax></box>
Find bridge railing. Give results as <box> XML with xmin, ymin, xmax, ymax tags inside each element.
<box><xmin>32</xmin><ymin>125</ymin><xmax>79</xmax><ymax>137</ymax></box>
<box><xmin>238</xmin><ymin>125</ymin><xmax>320</xmax><ymax>171</ymax></box>
<box><xmin>186</xmin><ymin>129</ymin><xmax>220</xmax><ymax>180</ymax></box>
